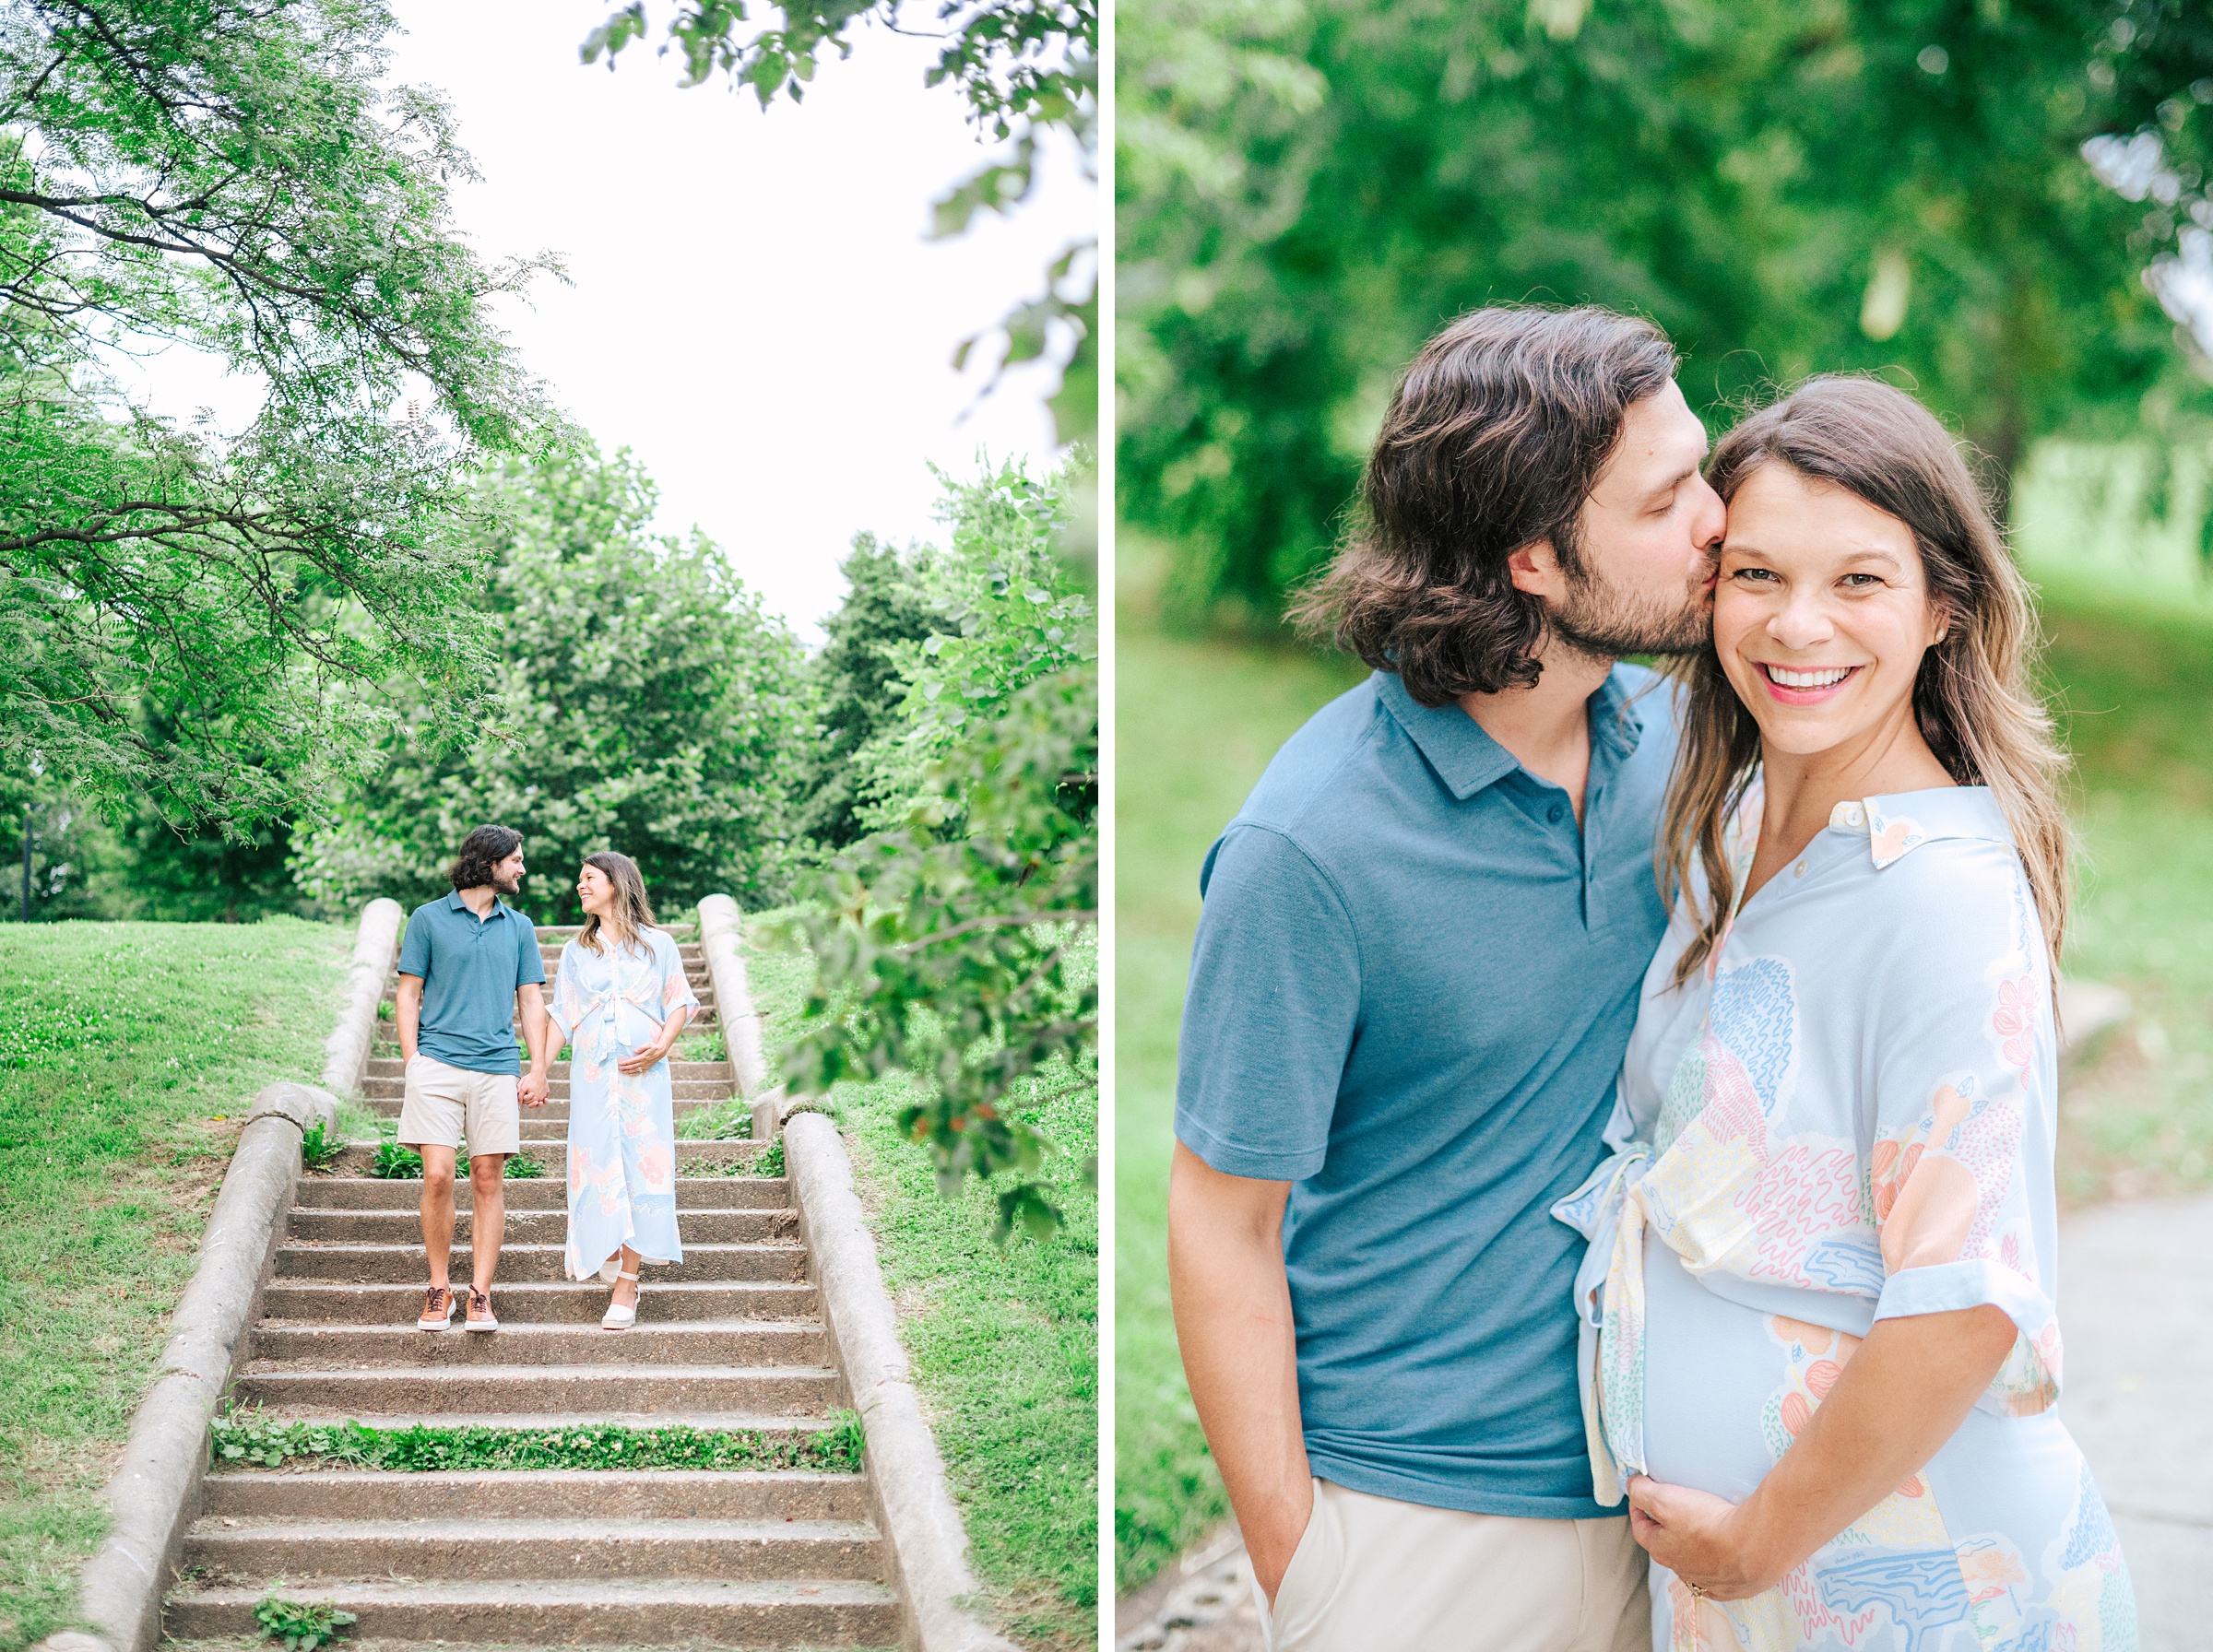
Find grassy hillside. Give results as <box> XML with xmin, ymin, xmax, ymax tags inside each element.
<box><xmin>1112</xmin><ymin>540</ymin><xmax>2213</xmax><ymax>1593</ymax></box>
<box><xmin>0</xmin><ymin>920</ymin><xmax>349</xmax><ymax>1651</ymax></box>
<box><xmin>742</xmin><ymin>925</ymin><xmax>1099</xmax><ymax>1652</ymax></box>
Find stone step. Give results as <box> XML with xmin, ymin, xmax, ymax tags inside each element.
<box><xmin>162</xmin><ymin>1577</ymin><xmax>899</xmax><ymax>1645</ymax></box>
<box><xmin>321</xmin><ymin>1138</ymin><xmax>761</xmax><ymax>1174</ymax></box>
<box><xmin>363</xmin><ymin>1060</ymin><xmax>736</xmax><ymax>1082</ymax></box>
<box><xmin>385</xmin><ymin>970</ymin><xmax>714</xmax><ymax>996</ymax></box>
<box><xmin>292</xmin><ymin>1177</ymin><xmax>787</xmax><ymax>1212</ymax></box>
<box><xmin>182</xmin><ymin>1515</ymin><xmax>883</xmax><ymax>1585</ymax></box>
<box><xmin>516</xmin><ymin>1118</ymin><xmax>748</xmax><ymax>1145</ymax></box>
<box><xmin>273</xmin><ymin>1243</ymin><xmax>805</xmax><ymax>1284</ymax></box>
<box><xmin>359</xmin><ymin>1078</ymin><xmax>734</xmax><ymax>1102</ymax></box>
<box><xmin>356</xmin><ymin>1099</ymin><xmax>740</xmax><ymax>1126</ymax></box>
<box><xmin>247</xmin><ymin>1319</ymin><xmax>823</xmax><ymax>1367</ymax></box>
<box><xmin>197</xmin><ymin>1468</ymin><xmax>870</xmax><ymax>1523</ymax></box>
<box><xmin>230</xmin><ymin>1363</ymin><xmax>838</xmax><ymax>1417</ymax></box>
<box><xmin>226</xmin><ymin>1409</ymin><xmax>838</xmax><ymax>1435</ymax></box>
<box><xmin>261</xmin><ymin>1280</ymin><xmax>816</xmax><ymax>1323</ymax></box>
<box><xmin>286</xmin><ymin>1209</ymin><xmax>795</xmax><ymax>1245</ymax></box>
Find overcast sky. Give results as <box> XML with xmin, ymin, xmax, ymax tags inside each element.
<box><xmin>361</xmin><ymin>2</ymin><xmax>1091</xmax><ymax>641</ymax></box>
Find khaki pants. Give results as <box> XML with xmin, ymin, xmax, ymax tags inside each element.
<box><xmin>1260</xmin><ymin>1478</ymin><xmax>1651</xmax><ymax>1652</ymax></box>
<box><xmin>397</xmin><ymin>1055</ymin><xmax>520</xmax><ymax>1157</ymax></box>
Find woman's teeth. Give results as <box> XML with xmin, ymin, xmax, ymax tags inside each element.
<box><xmin>1762</xmin><ymin>664</ymin><xmax>1855</xmax><ymax>689</ymax></box>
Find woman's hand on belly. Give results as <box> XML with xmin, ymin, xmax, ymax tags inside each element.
<box><xmin>1630</xmin><ymin>1303</ymin><xmax>2018</xmax><ymax>1599</ymax></box>
<box><xmin>1626</xmin><ymin>1476</ymin><xmax>1785</xmax><ymax>1602</ymax></box>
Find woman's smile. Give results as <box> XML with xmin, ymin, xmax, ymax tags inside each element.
<box><xmin>1753</xmin><ymin>662</ymin><xmax>1864</xmax><ymax>704</ymax></box>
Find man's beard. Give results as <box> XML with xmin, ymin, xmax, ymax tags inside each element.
<box><xmin>1545</xmin><ymin>557</ymin><xmax>1710</xmax><ymax>662</ymax></box>
<box><xmin>493</xmin><ymin>869</ymin><xmax>524</xmax><ymax>896</ymax></box>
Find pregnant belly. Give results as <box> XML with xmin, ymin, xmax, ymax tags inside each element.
<box><xmin>1640</xmin><ymin>1231</ymin><xmax>1857</xmax><ymax>1504</ymax></box>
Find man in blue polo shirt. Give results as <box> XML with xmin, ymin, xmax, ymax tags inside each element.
<box><xmin>396</xmin><ymin>823</ymin><xmax>551</xmax><ymax>1333</ymax></box>
<box><xmin>1169</xmin><ymin>307</ymin><xmax>1725</xmax><ymax>1650</ymax></box>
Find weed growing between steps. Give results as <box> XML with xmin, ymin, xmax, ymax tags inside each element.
<box><xmin>297</xmin><ymin>1120</ymin><xmax>343</xmax><ymax>1174</ymax></box>
<box><xmin>253</xmin><ymin>1595</ymin><xmax>354</xmax><ymax>1651</ymax></box>
<box><xmin>744</xmin><ymin>923</ymin><xmax>1097</xmax><ymax>1652</ymax></box>
<box><xmin>673</xmin><ymin>1094</ymin><xmax>751</xmax><ymax>1139</ymax></box>
<box><xmin>0</xmin><ymin>919</ymin><xmax>350</xmax><ymax>1652</ymax></box>
<box><xmin>207</xmin><ymin>1411</ymin><xmax>865</xmax><ymax>1473</ymax></box>
<box><xmin>364</xmin><ymin>1145</ymin><xmax>546</xmax><ymax>1179</ymax></box>
<box><xmin>675</xmin><ymin>1029</ymin><xmax>727</xmax><ymax>1062</ymax></box>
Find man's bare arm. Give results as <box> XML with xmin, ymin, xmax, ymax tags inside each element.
<box><xmin>1167</xmin><ymin>1143</ymin><xmax>1310</xmax><ymax>1603</ymax></box>
<box><xmin>396</xmin><ymin>974</ymin><xmax>424</xmax><ymax>1066</ymax></box>
<box><xmin>516</xmin><ymin>983</ymin><xmax>552</xmax><ymax>1107</ymax></box>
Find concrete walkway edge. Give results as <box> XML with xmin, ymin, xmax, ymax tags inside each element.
<box><xmin>321</xmin><ymin>897</ymin><xmax>403</xmax><ymax>1098</ymax></box>
<box><xmin>696</xmin><ymin>893</ymin><xmax>769</xmax><ymax>1106</ymax></box>
<box><xmin>785</xmin><ymin>1111</ymin><xmax>1019</xmax><ymax>1652</ymax></box>
<box><xmin>35</xmin><ymin>900</ymin><xmax>394</xmax><ymax>1652</ymax></box>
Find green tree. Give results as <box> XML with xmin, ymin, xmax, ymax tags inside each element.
<box><xmin>0</xmin><ymin>0</ymin><xmax>550</xmax><ymax>832</ymax></box>
<box><xmin>585</xmin><ymin>0</ymin><xmax>1097</xmax><ymax>443</ymax></box>
<box><xmin>785</xmin><ymin>663</ymin><xmax>1097</xmax><ymax>1240</ymax></box>
<box><xmin>294</xmin><ymin>438</ymin><xmax>814</xmax><ymax>923</ymax></box>
<box><xmin>1118</xmin><ymin>0</ymin><xmax>2213</xmax><ymax>618</ymax></box>
<box><xmin>0</xmin><ymin>772</ymin><xmax>134</xmax><ymax>921</ymax></box>
<box><xmin>783</xmin><ymin>456</ymin><xmax>1097</xmax><ymax>1235</ymax></box>
<box><xmin>797</xmin><ymin>535</ymin><xmax>939</xmax><ymax>851</ymax></box>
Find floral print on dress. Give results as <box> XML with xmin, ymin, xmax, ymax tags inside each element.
<box><xmin>547</xmin><ymin>927</ymin><xmax>698</xmax><ymax>1279</ymax></box>
<box><xmin>1554</xmin><ymin>785</ymin><xmax>2136</xmax><ymax>1650</ymax></box>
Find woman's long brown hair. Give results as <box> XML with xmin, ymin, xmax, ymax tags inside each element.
<box><xmin>577</xmin><ymin>851</ymin><xmax>658</xmax><ymax>957</ymax></box>
<box><xmin>1660</xmin><ymin>376</ymin><xmax>2072</xmax><ymax>987</ymax></box>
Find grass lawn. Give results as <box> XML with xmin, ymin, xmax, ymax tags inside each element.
<box><xmin>1111</xmin><ymin>539</ymin><xmax>2213</xmax><ymax>1594</ymax></box>
<box><xmin>742</xmin><ymin>923</ymin><xmax>1099</xmax><ymax>1652</ymax></box>
<box><xmin>0</xmin><ymin>919</ymin><xmax>349</xmax><ymax>1652</ymax></box>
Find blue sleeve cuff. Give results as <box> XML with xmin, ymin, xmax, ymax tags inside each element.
<box><xmin>1174</xmin><ymin>1115</ymin><xmax>1327</xmax><ymax>1183</ymax></box>
<box><xmin>396</xmin><ymin>921</ymin><xmax>428</xmax><ymax>978</ymax></box>
<box><xmin>1873</xmin><ymin>1257</ymin><xmax>2053</xmax><ymax>1343</ymax></box>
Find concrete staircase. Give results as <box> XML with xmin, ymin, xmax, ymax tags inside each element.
<box><xmin>165</xmin><ymin>923</ymin><xmax>902</xmax><ymax>1648</ymax></box>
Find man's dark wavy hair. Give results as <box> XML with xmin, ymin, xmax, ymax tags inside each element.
<box><xmin>449</xmin><ymin>824</ymin><xmax>523</xmax><ymax>891</ymax></box>
<box><xmin>1292</xmin><ymin>304</ymin><xmax>1678</xmax><ymax>705</ymax></box>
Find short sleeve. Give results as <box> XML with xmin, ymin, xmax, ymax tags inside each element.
<box><xmin>548</xmin><ymin>942</ymin><xmax>586</xmax><ymax>1040</ymax></box>
<box><xmin>1174</xmin><ymin>824</ymin><xmax>1361</xmax><ymax>1183</ymax></box>
<box><xmin>659</xmin><ymin>932</ymin><xmax>701</xmax><ymax>1019</ymax></box>
<box><xmin>515</xmin><ymin>914</ymin><xmax>547</xmax><ymax>986</ymax></box>
<box><xmin>1867</xmin><ymin>841</ymin><xmax>2062</xmax><ymax>1413</ymax></box>
<box><xmin>396</xmin><ymin>908</ymin><xmax>431</xmax><ymax>978</ymax></box>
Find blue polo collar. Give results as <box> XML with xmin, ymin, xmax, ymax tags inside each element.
<box><xmin>1376</xmin><ymin>667</ymin><xmax>1648</xmax><ymax>801</ymax></box>
<box><xmin>445</xmin><ymin>889</ymin><xmax>513</xmax><ymax>921</ymax></box>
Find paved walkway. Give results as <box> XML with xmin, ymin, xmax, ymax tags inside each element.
<box><xmin>1117</xmin><ymin>1193</ymin><xmax>2213</xmax><ymax>1652</ymax></box>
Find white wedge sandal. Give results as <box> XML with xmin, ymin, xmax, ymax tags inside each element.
<box><xmin>601</xmin><ymin>1268</ymin><xmax>640</xmax><ymax>1330</ymax></box>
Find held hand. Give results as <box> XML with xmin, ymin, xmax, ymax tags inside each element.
<box><xmin>1626</xmin><ymin>1475</ymin><xmax>1785</xmax><ymax>1602</ymax></box>
<box><xmin>616</xmin><ymin>1044</ymin><xmax>670</xmax><ymax>1077</ymax></box>
<box><xmin>517</xmin><ymin>1070</ymin><xmax>549</xmax><ymax>1108</ymax></box>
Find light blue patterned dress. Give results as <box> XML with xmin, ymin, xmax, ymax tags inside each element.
<box><xmin>547</xmin><ymin>927</ymin><xmax>698</xmax><ymax>1280</ymax></box>
<box><xmin>1554</xmin><ymin>783</ymin><xmax>2136</xmax><ymax>1652</ymax></box>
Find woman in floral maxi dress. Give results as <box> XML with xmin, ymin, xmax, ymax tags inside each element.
<box><xmin>1554</xmin><ymin>378</ymin><xmax>2135</xmax><ymax>1650</ymax></box>
<box><xmin>546</xmin><ymin>852</ymin><xmax>698</xmax><ymax>1328</ymax></box>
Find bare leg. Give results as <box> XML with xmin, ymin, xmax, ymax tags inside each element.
<box><xmin>468</xmin><ymin>1154</ymin><xmax>506</xmax><ymax>1294</ymax></box>
<box><xmin>609</xmin><ymin>1245</ymin><xmax>643</xmax><ymax>1308</ymax></box>
<box><xmin>418</xmin><ymin>1145</ymin><xmax>457</xmax><ymax>1288</ymax></box>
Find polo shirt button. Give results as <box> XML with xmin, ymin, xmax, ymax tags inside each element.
<box><xmin>1547</xmin><ymin>805</ymin><xmax>1564</xmax><ymax>823</ymax></box>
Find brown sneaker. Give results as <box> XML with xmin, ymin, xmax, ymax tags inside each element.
<box><xmin>464</xmin><ymin>1288</ymin><xmax>499</xmax><ymax>1331</ymax></box>
<box><xmin>417</xmin><ymin>1283</ymin><xmax>456</xmax><ymax>1330</ymax></box>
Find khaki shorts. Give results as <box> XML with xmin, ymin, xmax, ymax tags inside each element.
<box><xmin>397</xmin><ymin>1055</ymin><xmax>520</xmax><ymax>1158</ymax></box>
<box><xmin>1260</xmin><ymin>1478</ymin><xmax>1650</xmax><ymax>1652</ymax></box>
